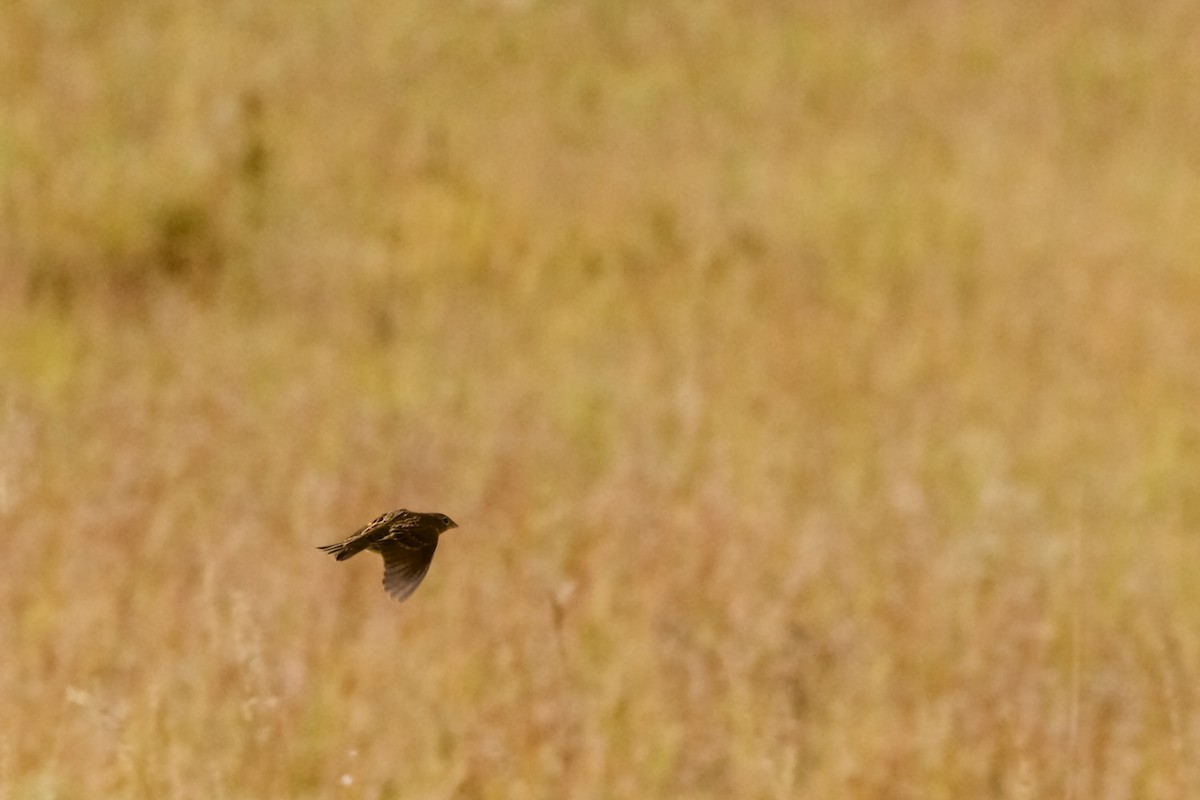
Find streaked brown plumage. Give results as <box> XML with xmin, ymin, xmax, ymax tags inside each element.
<box><xmin>318</xmin><ymin>509</ymin><xmax>458</xmax><ymax>601</ymax></box>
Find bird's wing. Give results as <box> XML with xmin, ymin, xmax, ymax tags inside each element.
<box><xmin>379</xmin><ymin>537</ymin><xmax>438</xmax><ymax>602</ymax></box>
<box><xmin>365</xmin><ymin>508</ymin><xmax>408</xmax><ymax>535</ymax></box>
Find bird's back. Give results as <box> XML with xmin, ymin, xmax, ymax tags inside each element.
<box><xmin>317</xmin><ymin>508</ymin><xmax>409</xmax><ymax>561</ymax></box>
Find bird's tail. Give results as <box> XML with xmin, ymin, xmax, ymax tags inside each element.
<box><xmin>317</xmin><ymin>538</ymin><xmax>371</xmax><ymax>561</ymax></box>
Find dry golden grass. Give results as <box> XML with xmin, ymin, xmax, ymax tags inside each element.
<box><xmin>3</xmin><ymin>1</ymin><xmax>1200</xmax><ymax>797</ymax></box>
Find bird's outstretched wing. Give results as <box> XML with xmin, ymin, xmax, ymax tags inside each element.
<box><xmin>379</xmin><ymin>537</ymin><xmax>438</xmax><ymax>602</ymax></box>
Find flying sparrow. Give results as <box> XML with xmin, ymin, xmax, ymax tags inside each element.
<box><xmin>318</xmin><ymin>509</ymin><xmax>458</xmax><ymax>601</ymax></box>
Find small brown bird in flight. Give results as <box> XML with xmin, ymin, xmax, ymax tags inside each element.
<box><xmin>318</xmin><ymin>509</ymin><xmax>458</xmax><ymax>601</ymax></box>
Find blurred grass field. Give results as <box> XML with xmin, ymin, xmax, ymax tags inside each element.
<box><xmin>3</xmin><ymin>1</ymin><xmax>1200</xmax><ymax>797</ymax></box>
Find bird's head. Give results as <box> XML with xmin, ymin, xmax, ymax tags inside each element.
<box><xmin>434</xmin><ymin>513</ymin><xmax>458</xmax><ymax>533</ymax></box>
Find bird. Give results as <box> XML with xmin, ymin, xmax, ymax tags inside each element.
<box><xmin>318</xmin><ymin>509</ymin><xmax>458</xmax><ymax>601</ymax></box>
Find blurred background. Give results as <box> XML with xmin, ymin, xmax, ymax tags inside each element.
<box><xmin>3</xmin><ymin>1</ymin><xmax>1200</xmax><ymax>797</ymax></box>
